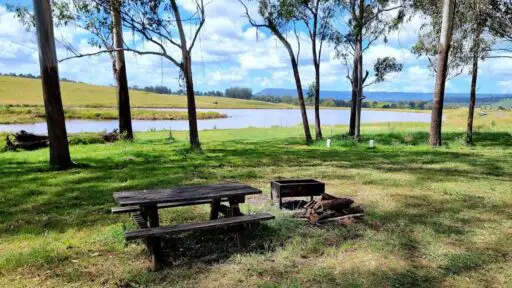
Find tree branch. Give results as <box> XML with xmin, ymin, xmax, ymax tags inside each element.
<box><xmin>188</xmin><ymin>0</ymin><xmax>205</xmax><ymax>52</ymax></box>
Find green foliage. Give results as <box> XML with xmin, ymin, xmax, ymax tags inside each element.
<box><xmin>332</xmin><ymin>0</ymin><xmax>407</xmax><ymax>91</ymax></box>
<box><xmin>411</xmin><ymin>0</ymin><xmax>495</xmax><ymax>77</ymax></box>
<box><xmin>373</xmin><ymin>57</ymin><xmax>404</xmax><ymax>83</ymax></box>
<box><xmin>225</xmin><ymin>87</ymin><xmax>253</xmax><ymax>99</ymax></box>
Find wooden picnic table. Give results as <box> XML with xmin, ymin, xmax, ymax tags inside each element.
<box><xmin>113</xmin><ymin>182</ymin><xmax>264</xmax><ymax>269</ymax></box>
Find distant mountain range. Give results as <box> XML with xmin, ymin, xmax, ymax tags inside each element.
<box><xmin>256</xmin><ymin>88</ymin><xmax>512</xmax><ymax>103</ymax></box>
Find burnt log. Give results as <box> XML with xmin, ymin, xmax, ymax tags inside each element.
<box><xmin>321</xmin><ymin>193</ymin><xmax>338</xmax><ymax>200</ymax></box>
<box><xmin>317</xmin><ymin>213</ymin><xmax>364</xmax><ymax>224</ymax></box>
<box><xmin>14</xmin><ymin>130</ymin><xmax>49</xmax><ymax>142</ymax></box>
<box><xmin>5</xmin><ymin>136</ymin><xmax>15</xmax><ymax>151</ymax></box>
<box><xmin>321</xmin><ymin>198</ymin><xmax>354</xmax><ymax>212</ymax></box>
<box><xmin>15</xmin><ymin>140</ymin><xmax>50</xmax><ymax>151</ymax></box>
<box><xmin>297</xmin><ymin>196</ymin><xmax>363</xmax><ymax>225</ymax></box>
<box><xmin>5</xmin><ymin>132</ymin><xmax>50</xmax><ymax>151</ymax></box>
<box><xmin>102</xmin><ymin>129</ymin><xmax>120</xmax><ymax>143</ymax></box>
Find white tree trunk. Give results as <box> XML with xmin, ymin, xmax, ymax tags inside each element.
<box><xmin>430</xmin><ymin>0</ymin><xmax>456</xmax><ymax>146</ymax></box>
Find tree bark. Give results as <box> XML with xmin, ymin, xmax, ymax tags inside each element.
<box><xmin>354</xmin><ymin>0</ymin><xmax>364</xmax><ymax>141</ymax></box>
<box><xmin>313</xmin><ymin>61</ymin><xmax>322</xmax><ymax>140</ymax></box>
<box><xmin>430</xmin><ymin>0</ymin><xmax>456</xmax><ymax>146</ymax></box>
<box><xmin>112</xmin><ymin>0</ymin><xmax>133</xmax><ymax>140</ymax></box>
<box><xmin>292</xmin><ymin>56</ymin><xmax>313</xmax><ymax>144</ymax></box>
<box><xmin>183</xmin><ymin>54</ymin><xmax>201</xmax><ymax>150</ymax></box>
<box><xmin>348</xmin><ymin>56</ymin><xmax>358</xmax><ymax>136</ymax></box>
<box><xmin>33</xmin><ymin>0</ymin><xmax>72</xmax><ymax>169</ymax></box>
<box><xmin>270</xmin><ymin>26</ymin><xmax>312</xmax><ymax>144</ymax></box>
<box><xmin>311</xmin><ymin>3</ymin><xmax>322</xmax><ymax>140</ymax></box>
<box><xmin>170</xmin><ymin>0</ymin><xmax>201</xmax><ymax>150</ymax></box>
<box><xmin>466</xmin><ymin>4</ymin><xmax>481</xmax><ymax>146</ymax></box>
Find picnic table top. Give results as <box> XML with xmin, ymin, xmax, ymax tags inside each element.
<box><xmin>113</xmin><ymin>182</ymin><xmax>261</xmax><ymax>207</ymax></box>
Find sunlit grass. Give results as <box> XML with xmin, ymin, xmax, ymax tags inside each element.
<box><xmin>0</xmin><ymin>76</ymin><xmax>293</xmax><ymax>109</ymax></box>
<box><xmin>0</xmin><ymin>109</ymin><xmax>510</xmax><ymax>287</ymax></box>
<box><xmin>0</xmin><ymin>105</ymin><xmax>226</xmax><ymax>124</ymax></box>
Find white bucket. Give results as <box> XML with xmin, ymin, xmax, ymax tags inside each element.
<box><xmin>326</xmin><ymin>139</ymin><xmax>332</xmax><ymax>147</ymax></box>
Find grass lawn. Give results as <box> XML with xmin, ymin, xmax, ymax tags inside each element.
<box><xmin>0</xmin><ymin>109</ymin><xmax>511</xmax><ymax>287</ymax></box>
<box><xmin>0</xmin><ymin>105</ymin><xmax>226</xmax><ymax>124</ymax></box>
<box><xmin>0</xmin><ymin>76</ymin><xmax>293</xmax><ymax>109</ymax></box>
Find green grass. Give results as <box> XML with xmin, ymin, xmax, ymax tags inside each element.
<box><xmin>0</xmin><ymin>109</ymin><xmax>511</xmax><ymax>287</ymax></box>
<box><xmin>0</xmin><ymin>105</ymin><xmax>226</xmax><ymax>124</ymax></box>
<box><xmin>0</xmin><ymin>76</ymin><xmax>293</xmax><ymax>109</ymax></box>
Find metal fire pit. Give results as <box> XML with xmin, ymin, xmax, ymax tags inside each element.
<box><xmin>271</xmin><ymin>179</ymin><xmax>325</xmax><ymax>209</ymax></box>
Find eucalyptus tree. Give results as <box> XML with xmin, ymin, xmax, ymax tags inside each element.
<box><xmin>296</xmin><ymin>0</ymin><xmax>337</xmax><ymax>140</ymax></box>
<box><xmin>239</xmin><ymin>0</ymin><xmax>313</xmax><ymax>144</ymax></box>
<box><xmin>333</xmin><ymin>0</ymin><xmax>405</xmax><ymax>140</ymax></box>
<box><xmin>428</xmin><ymin>0</ymin><xmax>456</xmax><ymax>146</ymax></box>
<box><xmin>71</xmin><ymin>0</ymin><xmax>133</xmax><ymax>139</ymax></box>
<box><xmin>487</xmin><ymin>0</ymin><xmax>512</xmax><ymax>55</ymax></box>
<box><xmin>11</xmin><ymin>0</ymin><xmax>134</xmax><ymax>139</ymax></box>
<box><xmin>412</xmin><ymin>0</ymin><xmax>495</xmax><ymax>145</ymax></box>
<box><xmin>33</xmin><ymin>0</ymin><xmax>73</xmax><ymax>168</ymax></box>
<box><xmin>85</xmin><ymin>0</ymin><xmax>206</xmax><ymax>150</ymax></box>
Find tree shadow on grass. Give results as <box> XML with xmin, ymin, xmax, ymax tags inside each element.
<box><xmin>365</xmin><ymin>192</ymin><xmax>511</xmax><ymax>287</ymax></box>
<box><xmin>353</xmin><ymin>131</ymin><xmax>512</xmax><ymax>147</ymax></box>
<box><xmin>1</xmin><ymin>129</ymin><xmax>511</xmax><ymax>287</ymax></box>
<box><xmin>0</xmin><ymin>131</ymin><xmax>510</xmax><ymax>236</ymax></box>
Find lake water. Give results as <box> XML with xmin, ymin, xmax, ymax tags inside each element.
<box><xmin>0</xmin><ymin>109</ymin><xmax>431</xmax><ymax>134</ymax></box>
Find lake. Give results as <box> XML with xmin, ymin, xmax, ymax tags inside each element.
<box><xmin>0</xmin><ymin>109</ymin><xmax>430</xmax><ymax>134</ymax></box>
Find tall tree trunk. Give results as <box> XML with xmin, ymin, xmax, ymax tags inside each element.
<box><xmin>354</xmin><ymin>0</ymin><xmax>364</xmax><ymax>141</ymax></box>
<box><xmin>292</xmin><ymin>56</ymin><xmax>313</xmax><ymax>144</ymax></box>
<box><xmin>348</xmin><ymin>56</ymin><xmax>358</xmax><ymax>136</ymax></box>
<box><xmin>112</xmin><ymin>0</ymin><xmax>133</xmax><ymax>140</ymax></box>
<box><xmin>311</xmin><ymin>5</ymin><xmax>322</xmax><ymax>141</ymax></box>
<box><xmin>271</xmin><ymin>27</ymin><xmax>312</xmax><ymax>144</ymax></box>
<box><xmin>183</xmin><ymin>54</ymin><xmax>201</xmax><ymax>150</ymax></box>
<box><xmin>33</xmin><ymin>0</ymin><xmax>72</xmax><ymax>169</ymax></box>
<box><xmin>314</xmin><ymin>61</ymin><xmax>322</xmax><ymax>140</ymax></box>
<box><xmin>430</xmin><ymin>0</ymin><xmax>456</xmax><ymax>146</ymax></box>
<box><xmin>170</xmin><ymin>0</ymin><xmax>201</xmax><ymax>150</ymax></box>
<box><xmin>466</xmin><ymin>5</ymin><xmax>481</xmax><ymax>146</ymax></box>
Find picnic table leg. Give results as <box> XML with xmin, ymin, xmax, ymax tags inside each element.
<box><xmin>228</xmin><ymin>197</ymin><xmax>243</xmax><ymax>217</ymax></box>
<box><xmin>143</xmin><ymin>205</ymin><xmax>164</xmax><ymax>271</ymax></box>
<box><xmin>210</xmin><ymin>199</ymin><xmax>221</xmax><ymax>220</ymax></box>
<box><xmin>235</xmin><ymin>224</ymin><xmax>247</xmax><ymax>250</ymax></box>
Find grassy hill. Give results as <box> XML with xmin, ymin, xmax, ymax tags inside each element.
<box><xmin>0</xmin><ymin>76</ymin><xmax>293</xmax><ymax>109</ymax></box>
<box><xmin>491</xmin><ymin>98</ymin><xmax>512</xmax><ymax>109</ymax></box>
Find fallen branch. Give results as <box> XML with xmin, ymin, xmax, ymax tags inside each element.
<box><xmin>317</xmin><ymin>213</ymin><xmax>364</xmax><ymax>224</ymax></box>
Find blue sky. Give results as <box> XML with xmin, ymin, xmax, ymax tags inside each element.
<box><xmin>0</xmin><ymin>0</ymin><xmax>511</xmax><ymax>94</ymax></box>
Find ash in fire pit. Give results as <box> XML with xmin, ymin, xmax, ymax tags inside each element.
<box><xmin>280</xmin><ymin>200</ymin><xmax>309</xmax><ymax>210</ymax></box>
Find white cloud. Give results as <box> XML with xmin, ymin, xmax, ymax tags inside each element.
<box><xmin>0</xmin><ymin>2</ymin><xmax>509</xmax><ymax>94</ymax></box>
<box><xmin>385</xmin><ymin>14</ymin><xmax>427</xmax><ymax>48</ymax></box>
<box><xmin>498</xmin><ymin>80</ymin><xmax>512</xmax><ymax>93</ymax></box>
<box><xmin>366</xmin><ymin>65</ymin><xmax>435</xmax><ymax>93</ymax></box>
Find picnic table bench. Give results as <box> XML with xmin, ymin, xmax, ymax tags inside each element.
<box><xmin>113</xmin><ymin>182</ymin><xmax>274</xmax><ymax>270</ymax></box>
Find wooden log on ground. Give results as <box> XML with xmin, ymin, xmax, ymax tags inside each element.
<box><xmin>14</xmin><ymin>139</ymin><xmax>50</xmax><ymax>151</ymax></box>
<box><xmin>4</xmin><ymin>131</ymin><xmax>50</xmax><ymax>151</ymax></box>
<box><xmin>321</xmin><ymin>198</ymin><xmax>354</xmax><ymax>212</ymax></box>
<box><xmin>5</xmin><ymin>136</ymin><xmax>15</xmax><ymax>151</ymax></box>
<box><xmin>14</xmin><ymin>130</ymin><xmax>49</xmax><ymax>142</ymax></box>
<box><xmin>321</xmin><ymin>193</ymin><xmax>339</xmax><ymax>200</ymax></box>
<box><xmin>102</xmin><ymin>129</ymin><xmax>119</xmax><ymax>143</ymax></box>
<box><xmin>317</xmin><ymin>213</ymin><xmax>364</xmax><ymax>224</ymax></box>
